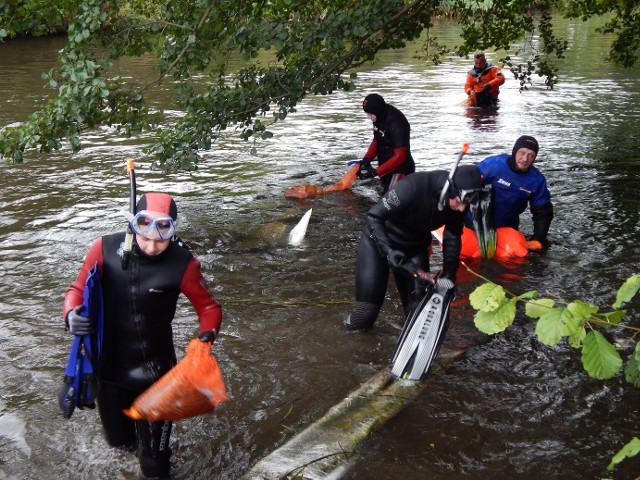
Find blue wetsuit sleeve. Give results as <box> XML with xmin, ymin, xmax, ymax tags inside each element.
<box><xmin>530</xmin><ymin>175</ymin><xmax>552</xmax><ymax>207</ymax></box>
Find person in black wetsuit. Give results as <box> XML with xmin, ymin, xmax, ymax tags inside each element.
<box><xmin>358</xmin><ymin>93</ymin><xmax>415</xmax><ymax>194</ymax></box>
<box><xmin>63</xmin><ymin>192</ymin><xmax>222</xmax><ymax>479</ymax></box>
<box><xmin>345</xmin><ymin>165</ymin><xmax>484</xmax><ymax>331</ymax></box>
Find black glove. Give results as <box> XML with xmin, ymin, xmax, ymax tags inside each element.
<box><xmin>440</xmin><ymin>228</ymin><xmax>462</xmax><ymax>283</ymax></box>
<box><xmin>357</xmin><ymin>157</ymin><xmax>370</xmax><ymax>176</ymax></box>
<box><xmin>530</xmin><ymin>202</ymin><xmax>554</xmax><ymax>246</ymax></box>
<box><xmin>482</xmin><ymin>83</ymin><xmax>490</xmax><ymax>92</ymax></box>
<box><xmin>198</xmin><ymin>331</ymin><xmax>216</xmax><ymax>343</ymax></box>
<box><xmin>386</xmin><ymin>249</ymin><xmax>406</xmax><ymax>270</ymax></box>
<box><xmin>358</xmin><ymin>162</ymin><xmax>377</xmax><ymax>180</ymax></box>
<box><xmin>66</xmin><ymin>305</ymin><xmax>94</xmax><ymax>336</ymax></box>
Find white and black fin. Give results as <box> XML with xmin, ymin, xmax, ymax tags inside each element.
<box><xmin>390</xmin><ymin>278</ymin><xmax>455</xmax><ymax>381</ymax></box>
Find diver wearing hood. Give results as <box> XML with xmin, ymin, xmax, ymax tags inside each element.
<box><xmin>475</xmin><ymin>135</ymin><xmax>554</xmax><ymax>249</ymax></box>
<box><xmin>63</xmin><ymin>192</ymin><xmax>222</xmax><ymax>479</ymax></box>
<box><xmin>345</xmin><ymin>165</ymin><xmax>484</xmax><ymax>331</ymax></box>
<box><xmin>358</xmin><ymin>93</ymin><xmax>416</xmax><ymax>194</ymax></box>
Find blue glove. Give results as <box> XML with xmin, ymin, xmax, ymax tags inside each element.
<box><xmin>66</xmin><ymin>305</ymin><xmax>95</xmax><ymax>336</ymax></box>
<box><xmin>386</xmin><ymin>249</ymin><xmax>406</xmax><ymax>270</ymax></box>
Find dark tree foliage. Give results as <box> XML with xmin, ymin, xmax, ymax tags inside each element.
<box><xmin>0</xmin><ymin>0</ymin><xmax>638</xmax><ymax>170</ymax></box>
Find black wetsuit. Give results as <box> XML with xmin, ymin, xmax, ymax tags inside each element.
<box><xmin>365</xmin><ymin>104</ymin><xmax>415</xmax><ymax>193</ymax></box>
<box><xmin>64</xmin><ymin>232</ymin><xmax>222</xmax><ymax>478</ymax></box>
<box><xmin>348</xmin><ymin>171</ymin><xmax>465</xmax><ymax>330</ymax></box>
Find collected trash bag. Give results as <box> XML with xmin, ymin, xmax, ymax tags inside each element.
<box><xmin>123</xmin><ymin>339</ymin><xmax>229</xmax><ymax>422</ymax></box>
<box><xmin>433</xmin><ymin>226</ymin><xmax>528</xmax><ymax>260</ymax></box>
<box><xmin>285</xmin><ymin>164</ymin><xmax>358</xmax><ymax>199</ymax></box>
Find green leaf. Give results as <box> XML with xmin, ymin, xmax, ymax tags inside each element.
<box><xmin>535</xmin><ymin>307</ymin><xmax>565</xmax><ymax>345</ymax></box>
<box><xmin>536</xmin><ymin>306</ymin><xmax>582</xmax><ymax>345</ymax></box>
<box><xmin>469</xmin><ymin>282</ymin><xmax>505</xmax><ymax>313</ymax></box>
<box><xmin>613</xmin><ymin>274</ymin><xmax>640</xmax><ymax>308</ymax></box>
<box><xmin>558</xmin><ymin>307</ymin><xmax>582</xmax><ymax>336</ymax></box>
<box><xmin>601</xmin><ymin>310</ymin><xmax>626</xmax><ymax>325</ymax></box>
<box><xmin>581</xmin><ymin>330</ymin><xmax>623</xmax><ymax>379</ymax></box>
<box><xmin>607</xmin><ymin>437</ymin><xmax>640</xmax><ymax>471</ymax></box>
<box><xmin>473</xmin><ymin>298</ymin><xmax>516</xmax><ymax>334</ymax></box>
<box><xmin>567</xmin><ymin>326</ymin><xmax>586</xmax><ymax>348</ymax></box>
<box><xmin>625</xmin><ymin>349</ymin><xmax>640</xmax><ymax>388</ymax></box>
<box><xmin>566</xmin><ymin>300</ymin><xmax>599</xmax><ymax>321</ymax></box>
<box><xmin>525</xmin><ymin>298</ymin><xmax>555</xmax><ymax>319</ymax></box>
<box><xmin>515</xmin><ymin>289</ymin><xmax>538</xmax><ymax>300</ymax></box>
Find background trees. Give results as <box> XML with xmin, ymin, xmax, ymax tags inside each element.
<box><xmin>1</xmin><ymin>0</ymin><xmax>638</xmax><ymax>170</ymax></box>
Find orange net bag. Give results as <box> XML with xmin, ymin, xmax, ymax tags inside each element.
<box><xmin>284</xmin><ymin>165</ymin><xmax>359</xmax><ymax>199</ymax></box>
<box><xmin>494</xmin><ymin>227</ymin><xmax>528</xmax><ymax>259</ymax></box>
<box><xmin>123</xmin><ymin>339</ymin><xmax>229</xmax><ymax>422</ymax></box>
<box><xmin>434</xmin><ymin>226</ymin><xmax>529</xmax><ymax>260</ymax></box>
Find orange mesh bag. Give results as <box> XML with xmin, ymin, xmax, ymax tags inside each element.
<box><xmin>325</xmin><ymin>164</ymin><xmax>359</xmax><ymax>192</ymax></box>
<box><xmin>284</xmin><ymin>184</ymin><xmax>326</xmax><ymax>198</ymax></box>
<box><xmin>459</xmin><ymin>226</ymin><xmax>482</xmax><ymax>259</ymax></box>
<box><xmin>284</xmin><ymin>165</ymin><xmax>359</xmax><ymax>198</ymax></box>
<box><xmin>434</xmin><ymin>226</ymin><xmax>528</xmax><ymax>260</ymax></box>
<box><xmin>123</xmin><ymin>339</ymin><xmax>229</xmax><ymax>422</ymax></box>
<box><xmin>494</xmin><ymin>227</ymin><xmax>528</xmax><ymax>259</ymax></box>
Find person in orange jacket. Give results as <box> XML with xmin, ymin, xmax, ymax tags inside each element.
<box><xmin>464</xmin><ymin>52</ymin><xmax>505</xmax><ymax>107</ymax></box>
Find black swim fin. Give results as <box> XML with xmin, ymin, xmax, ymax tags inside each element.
<box><xmin>390</xmin><ymin>278</ymin><xmax>455</xmax><ymax>381</ymax></box>
<box><xmin>469</xmin><ymin>185</ymin><xmax>496</xmax><ymax>258</ymax></box>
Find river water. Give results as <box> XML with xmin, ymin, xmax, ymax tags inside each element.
<box><xmin>1</xmin><ymin>17</ymin><xmax>639</xmax><ymax>480</ymax></box>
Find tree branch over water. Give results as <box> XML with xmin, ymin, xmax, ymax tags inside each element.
<box><xmin>1</xmin><ymin>0</ymin><xmax>638</xmax><ymax>170</ymax></box>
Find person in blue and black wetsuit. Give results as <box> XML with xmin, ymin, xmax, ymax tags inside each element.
<box><xmin>63</xmin><ymin>192</ymin><xmax>222</xmax><ymax>479</ymax></box>
<box><xmin>357</xmin><ymin>93</ymin><xmax>415</xmax><ymax>195</ymax></box>
<box><xmin>475</xmin><ymin>135</ymin><xmax>554</xmax><ymax>250</ymax></box>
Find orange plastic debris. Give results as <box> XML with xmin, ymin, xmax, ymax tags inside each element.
<box><xmin>495</xmin><ymin>228</ymin><xmax>529</xmax><ymax>259</ymax></box>
<box><xmin>526</xmin><ymin>240</ymin><xmax>543</xmax><ymax>251</ymax></box>
<box><xmin>434</xmin><ymin>226</ymin><xmax>529</xmax><ymax>260</ymax></box>
<box><xmin>123</xmin><ymin>339</ymin><xmax>229</xmax><ymax>422</ymax></box>
<box><xmin>461</xmin><ymin>96</ymin><xmax>476</xmax><ymax>107</ymax></box>
<box><xmin>285</xmin><ymin>165</ymin><xmax>359</xmax><ymax>199</ymax></box>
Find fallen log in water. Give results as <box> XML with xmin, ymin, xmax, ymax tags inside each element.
<box><xmin>241</xmin><ymin>348</ymin><xmax>466</xmax><ymax>480</ymax></box>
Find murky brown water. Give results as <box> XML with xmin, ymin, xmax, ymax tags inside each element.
<box><xmin>1</xmin><ymin>17</ymin><xmax>639</xmax><ymax>480</ymax></box>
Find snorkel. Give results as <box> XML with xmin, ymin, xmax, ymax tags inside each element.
<box><xmin>121</xmin><ymin>159</ymin><xmax>137</xmax><ymax>270</ymax></box>
<box><xmin>437</xmin><ymin>145</ymin><xmax>497</xmax><ymax>258</ymax></box>
<box><xmin>438</xmin><ymin>143</ymin><xmax>469</xmax><ymax>211</ymax></box>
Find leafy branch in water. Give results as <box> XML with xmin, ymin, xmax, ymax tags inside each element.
<box><xmin>468</xmin><ymin>271</ymin><xmax>640</xmax><ymax>472</ymax></box>
<box><xmin>468</xmin><ymin>273</ymin><xmax>640</xmax><ymax>385</ymax></box>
